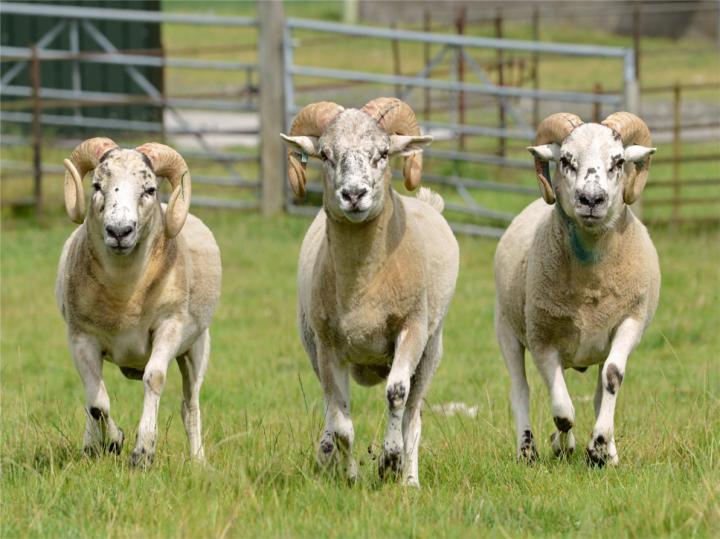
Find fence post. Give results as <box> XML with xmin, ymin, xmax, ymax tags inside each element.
<box><xmin>454</xmin><ymin>8</ymin><xmax>466</xmax><ymax>152</ymax></box>
<box><xmin>633</xmin><ymin>0</ymin><xmax>641</xmax><ymax>82</ymax></box>
<box><xmin>592</xmin><ymin>82</ymin><xmax>603</xmax><ymax>122</ymax></box>
<box><xmin>623</xmin><ymin>48</ymin><xmax>641</xmax><ymax>218</ymax></box>
<box><xmin>423</xmin><ymin>10</ymin><xmax>431</xmax><ymax>122</ymax></box>
<box><xmin>30</xmin><ymin>45</ymin><xmax>43</xmax><ymax>214</ymax></box>
<box><xmin>259</xmin><ymin>0</ymin><xmax>286</xmax><ymax>216</ymax></box>
<box><xmin>672</xmin><ymin>82</ymin><xmax>682</xmax><ymax>226</ymax></box>
<box><xmin>531</xmin><ymin>6</ymin><xmax>540</xmax><ymax>128</ymax></box>
<box><xmin>390</xmin><ymin>21</ymin><xmax>402</xmax><ymax>97</ymax></box>
<box><xmin>495</xmin><ymin>10</ymin><xmax>506</xmax><ymax>157</ymax></box>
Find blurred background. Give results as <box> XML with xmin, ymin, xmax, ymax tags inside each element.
<box><xmin>1</xmin><ymin>0</ymin><xmax>718</xmax><ymax>233</ymax></box>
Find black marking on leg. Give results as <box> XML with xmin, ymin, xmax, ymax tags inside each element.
<box><xmin>386</xmin><ymin>382</ymin><xmax>407</xmax><ymax>410</ymax></box>
<box><xmin>553</xmin><ymin>416</ymin><xmax>573</xmax><ymax>432</ymax></box>
<box><xmin>605</xmin><ymin>364</ymin><xmax>623</xmax><ymax>395</ymax></box>
<box><xmin>378</xmin><ymin>447</ymin><xmax>403</xmax><ymax>480</ymax></box>
<box><xmin>320</xmin><ymin>438</ymin><xmax>335</xmax><ymax>455</ymax></box>
<box><xmin>89</xmin><ymin>407</ymin><xmax>104</xmax><ymax>421</ymax></box>
<box><xmin>108</xmin><ymin>428</ymin><xmax>124</xmax><ymax>455</ymax></box>
<box><xmin>518</xmin><ymin>430</ymin><xmax>538</xmax><ymax>463</ymax></box>
<box><xmin>586</xmin><ymin>436</ymin><xmax>609</xmax><ymax>467</ymax></box>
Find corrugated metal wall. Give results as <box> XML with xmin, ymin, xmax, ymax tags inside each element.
<box><xmin>0</xmin><ymin>0</ymin><xmax>162</xmax><ymax>132</ymax></box>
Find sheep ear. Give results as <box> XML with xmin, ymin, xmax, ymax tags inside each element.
<box><xmin>624</xmin><ymin>145</ymin><xmax>656</xmax><ymax>163</ymax></box>
<box><xmin>527</xmin><ymin>143</ymin><xmax>561</xmax><ymax>162</ymax></box>
<box><xmin>389</xmin><ymin>134</ymin><xmax>433</xmax><ymax>156</ymax></box>
<box><xmin>280</xmin><ymin>134</ymin><xmax>320</xmax><ymax>158</ymax></box>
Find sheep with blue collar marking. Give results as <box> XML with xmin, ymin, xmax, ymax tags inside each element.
<box><xmin>494</xmin><ymin>112</ymin><xmax>660</xmax><ymax>466</ymax></box>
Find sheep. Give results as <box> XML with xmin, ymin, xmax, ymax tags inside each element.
<box><xmin>56</xmin><ymin>138</ymin><xmax>221</xmax><ymax>467</ymax></box>
<box><xmin>494</xmin><ymin>112</ymin><xmax>660</xmax><ymax>466</ymax></box>
<box><xmin>281</xmin><ymin>98</ymin><xmax>459</xmax><ymax>486</ymax></box>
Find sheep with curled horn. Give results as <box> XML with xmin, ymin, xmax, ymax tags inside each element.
<box><xmin>494</xmin><ymin>112</ymin><xmax>660</xmax><ymax>466</ymax></box>
<box><xmin>56</xmin><ymin>138</ymin><xmax>221</xmax><ymax>467</ymax></box>
<box><xmin>281</xmin><ymin>98</ymin><xmax>459</xmax><ymax>486</ymax></box>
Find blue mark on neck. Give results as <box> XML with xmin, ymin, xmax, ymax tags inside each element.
<box><xmin>555</xmin><ymin>204</ymin><xmax>600</xmax><ymax>265</ymax></box>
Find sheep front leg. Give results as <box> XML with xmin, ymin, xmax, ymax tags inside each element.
<box><xmin>588</xmin><ymin>318</ymin><xmax>642</xmax><ymax>467</ymax></box>
<box><xmin>316</xmin><ymin>344</ymin><xmax>357</xmax><ymax>481</ymax></box>
<box><xmin>70</xmin><ymin>332</ymin><xmax>124</xmax><ymax>455</ymax></box>
<box><xmin>381</xmin><ymin>323</ymin><xmax>427</xmax><ymax>482</ymax></box>
<box><xmin>131</xmin><ymin>321</ymin><xmax>183</xmax><ymax>468</ymax></box>
<box><xmin>532</xmin><ymin>347</ymin><xmax>576</xmax><ymax>458</ymax></box>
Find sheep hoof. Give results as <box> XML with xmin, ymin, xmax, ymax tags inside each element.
<box><xmin>586</xmin><ymin>436</ymin><xmax>609</xmax><ymax>467</ymax></box>
<box><xmin>130</xmin><ymin>446</ymin><xmax>154</xmax><ymax>469</ymax></box>
<box><xmin>550</xmin><ymin>430</ymin><xmax>575</xmax><ymax>459</ymax></box>
<box><xmin>316</xmin><ymin>432</ymin><xmax>337</xmax><ymax>469</ymax></box>
<box><xmin>378</xmin><ymin>448</ymin><xmax>403</xmax><ymax>480</ymax></box>
<box><xmin>517</xmin><ymin>430</ymin><xmax>538</xmax><ymax>463</ymax></box>
<box><xmin>107</xmin><ymin>428</ymin><xmax>124</xmax><ymax>455</ymax></box>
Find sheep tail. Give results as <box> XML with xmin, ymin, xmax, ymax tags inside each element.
<box><xmin>416</xmin><ymin>187</ymin><xmax>445</xmax><ymax>213</ymax></box>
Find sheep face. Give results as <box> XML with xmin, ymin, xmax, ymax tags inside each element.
<box><xmin>281</xmin><ymin>109</ymin><xmax>431</xmax><ymax>224</ymax></box>
<box><xmin>90</xmin><ymin>149</ymin><xmax>159</xmax><ymax>255</ymax></box>
<box><xmin>529</xmin><ymin>124</ymin><xmax>655</xmax><ymax>231</ymax></box>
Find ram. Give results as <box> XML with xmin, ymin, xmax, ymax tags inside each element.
<box><xmin>56</xmin><ymin>138</ymin><xmax>221</xmax><ymax>467</ymax></box>
<box><xmin>494</xmin><ymin>112</ymin><xmax>660</xmax><ymax>466</ymax></box>
<box><xmin>281</xmin><ymin>98</ymin><xmax>459</xmax><ymax>486</ymax></box>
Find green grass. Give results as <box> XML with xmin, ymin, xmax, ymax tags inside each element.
<box><xmin>1</xmin><ymin>208</ymin><xmax>719</xmax><ymax>538</ymax></box>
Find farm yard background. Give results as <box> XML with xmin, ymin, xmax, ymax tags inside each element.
<box><xmin>1</xmin><ymin>1</ymin><xmax>719</xmax><ymax>537</ymax></box>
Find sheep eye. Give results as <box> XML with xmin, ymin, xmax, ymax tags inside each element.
<box><xmin>612</xmin><ymin>158</ymin><xmax>625</xmax><ymax>171</ymax></box>
<box><xmin>92</xmin><ymin>183</ymin><xmax>101</xmax><ymax>192</ymax></box>
<box><xmin>145</xmin><ymin>187</ymin><xmax>157</xmax><ymax>197</ymax></box>
<box><xmin>319</xmin><ymin>150</ymin><xmax>329</xmax><ymax>162</ymax></box>
<box><xmin>380</xmin><ymin>149</ymin><xmax>389</xmax><ymax>159</ymax></box>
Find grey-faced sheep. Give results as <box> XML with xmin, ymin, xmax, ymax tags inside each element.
<box><xmin>494</xmin><ymin>112</ymin><xmax>660</xmax><ymax>466</ymax></box>
<box><xmin>56</xmin><ymin>138</ymin><xmax>221</xmax><ymax>467</ymax></box>
<box><xmin>281</xmin><ymin>98</ymin><xmax>459</xmax><ymax>486</ymax></box>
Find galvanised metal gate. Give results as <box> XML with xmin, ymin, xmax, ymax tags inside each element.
<box><xmin>282</xmin><ymin>18</ymin><xmax>638</xmax><ymax>237</ymax></box>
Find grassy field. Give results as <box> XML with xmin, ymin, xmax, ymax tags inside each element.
<box><xmin>1</xmin><ymin>205</ymin><xmax>718</xmax><ymax>538</ymax></box>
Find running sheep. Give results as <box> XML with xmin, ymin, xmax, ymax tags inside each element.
<box><xmin>494</xmin><ymin>112</ymin><xmax>660</xmax><ymax>466</ymax></box>
<box><xmin>56</xmin><ymin>138</ymin><xmax>221</xmax><ymax>467</ymax></box>
<box><xmin>281</xmin><ymin>98</ymin><xmax>459</xmax><ymax>486</ymax></box>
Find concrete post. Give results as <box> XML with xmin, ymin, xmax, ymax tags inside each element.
<box><xmin>259</xmin><ymin>0</ymin><xmax>286</xmax><ymax>216</ymax></box>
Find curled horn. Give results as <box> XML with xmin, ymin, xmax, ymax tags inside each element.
<box><xmin>362</xmin><ymin>97</ymin><xmax>424</xmax><ymax>191</ymax></box>
<box><xmin>287</xmin><ymin>102</ymin><xmax>345</xmax><ymax>197</ymax></box>
<box><xmin>135</xmin><ymin>143</ymin><xmax>191</xmax><ymax>238</ymax></box>
<box><xmin>62</xmin><ymin>137</ymin><xmax>118</xmax><ymax>223</ymax></box>
<box><xmin>602</xmin><ymin>112</ymin><xmax>653</xmax><ymax>204</ymax></box>
<box><xmin>533</xmin><ymin>113</ymin><xmax>584</xmax><ymax>204</ymax></box>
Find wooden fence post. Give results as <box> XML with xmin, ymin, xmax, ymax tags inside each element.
<box><xmin>672</xmin><ymin>82</ymin><xmax>682</xmax><ymax>226</ymax></box>
<box><xmin>390</xmin><ymin>21</ymin><xmax>402</xmax><ymax>97</ymax></box>
<box><xmin>592</xmin><ymin>82</ymin><xmax>603</xmax><ymax>122</ymax></box>
<box><xmin>495</xmin><ymin>10</ymin><xmax>505</xmax><ymax>157</ymax></box>
<box><xmin>30</xmin><ymin>45</ymin><xmax>43</xmax><ymax>214</ymax></box>
<box><xmin>455</xmin><ymin>8</ymin><xmax>466</xmax><ymax>152</ymax></box>
<box><xmin>531</xmin><ymin>6</ymin><xmax>540</xmax><ymax>128</ymax></box>
<box><xmin>423</xmin><ymin>10</ymin><xmax>431</xmax><ymax>122</ymax></box>
<box><xmin>259</xmin><ymin>0</ymin><xmax>286</xmax><ymax>216</ymax></box>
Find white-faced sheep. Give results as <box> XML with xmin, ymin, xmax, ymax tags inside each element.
<box><xmin>494</xmin><ymin>112</ymin><xmax>660</xmax><ymax>466</ymax></box>
<box><xmin>281</xmin><ymin>98</ymin><xmax>459</xmax><ymax>486</ymax></box>
<box><xmin>56</xmin><ymin>138</ymin><xmax>221</xmax><ymax>467</ymax></box>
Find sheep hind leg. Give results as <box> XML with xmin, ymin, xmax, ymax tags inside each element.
<box><xmin>316</xmin><ymin>346</ymin><xmax>357</xmax><ymax>482</ymax></box>
<box><xmin>496</xmin><ymin>311</ymin><xmax>536</xmax><ymax>462</ymax></box>
<box><xmin>401</xmin><ymin>329</ymin><xmax>443</xmax><ymax>487</ymax></box>
<box><xmin>177</xmin><ymin>329</ymin><xmax>210</xmax><ymax>462</ymax></box>
<box><xmin>70</xmin><ymin>333</ymin><xmax>124</xmax><ymax>456</ymax></box>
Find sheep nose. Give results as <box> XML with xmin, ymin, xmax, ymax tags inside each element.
<box><xmin>341</xmin><ymin>187</ymin><xmax>368</xmax><ymax>206</ymax></box>
<box><xmin>105</xmin><ymin>224</ymin><xmax>134</xmax><ymax>240</ymax></box>
<box><xmin>578</xmin><ymin>191</ymin><xmax>607</xmax><ymax>208</ymax></box>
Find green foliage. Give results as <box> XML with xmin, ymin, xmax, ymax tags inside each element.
<box><xmin>1</xmin><ymin>209</ymin><xmax>718</xmax><ymax>537</ymax></box>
